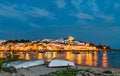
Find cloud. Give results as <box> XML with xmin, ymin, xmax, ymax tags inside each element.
<box><xmin>0</xmin><ymin>3</ymin><xmax>55</xmax><ymax>20</ymax></box>
<box><xmin>91</xmin><ymin>0</ymin><xmax>99</xmax><ymax>13</ymax></box>
<box><xmin>114</xmin><ymin>3</ymin><xmax>120</xmax><ymax>9</ymax></box>
<box><xmin>89</xmin><ymin>0</ymin><xmax>115</xmax><ymax>22</ymax></box>
<box><xmin>71</xmin><ymin>0</ymin><xmax>83</xmax><ymax>10</ymax></box>
<box><xmin>54</xmin><ymin>0</ymin><xmax>66</xmax><ymax>8</ymax></box>
<box><xmin>0</xmin><ymin>4</ymin><xmax>26</xmax><ymax>20</ymax></box>
<box><xmin>0</xmin><ymin>30</ymin><xmax>5</xmax><ymax>33</ymax></box>
<box><xmin>71</xmin><ymin>0</ymin><xmax>115</xmax><ymax>22</ymax></box>
<box><xmin>28</xmin><ymin>23</ymin><xmax>40</xmax><ymax>29</ymax></box>
<box><xmin>73</xmin><ymin>13</ymin><xmax>94</xmax><ymax>20</ymax></box>
<box><xmin>26</xmin><ymin>8</ymin><xmax>55</xmax><ymax>19</ymax></box>
<box><xmin>96</xmin><ymin>14</ymin><xmax>114</xmax><ymax>22</ymax></box>
<box><xmin>71</xmin><ymin>0</ymin><xmax>99</xmax><ymax>13</ymax></box>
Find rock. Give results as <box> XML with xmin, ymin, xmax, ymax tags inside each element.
<box><xmin>76</xmin><ymin>73</ymin><xmax>82</xmax><ymax>76</ymax></box>
<box><xmin>103</xmin><ymin>70</ymin><xmax>112</xmax><ymax>74</ymax></box>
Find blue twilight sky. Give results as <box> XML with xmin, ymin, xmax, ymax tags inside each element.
<box><xmin>0</xmin><ymin>0</ymin><xmax>120</xmax><ymax>49</ymax></box>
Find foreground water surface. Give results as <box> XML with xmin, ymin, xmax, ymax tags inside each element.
<box><xmin>0</xmin><ymin>51</ymin><xmax>120</xmax><ymax>68</ymax></box>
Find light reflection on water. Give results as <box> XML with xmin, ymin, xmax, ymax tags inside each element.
<box><xmin>102</xmin><ymin>52</ymin><xmax>108</xmax><ymax>67</ymax></box>
<box><xmin>0</xmin><ymin>51</ymin><xmax>110</xmax><ymax>68</ymax></box>
<box><xmin>94</xmin><ymin>52</ymin><xmax>98</xmax><ymax>66</ymax></box>
<box><xmin>7</xmin><ymin>50</ymin><xmax>120</xmax><ymax>69</ymax></box>
<box><xmin>0</xmin><ymin>51</ymin><xmax>4</xmax><ymax>58</ymax></box>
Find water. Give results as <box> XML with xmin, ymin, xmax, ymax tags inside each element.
<box><xmin>0</xmin><ymin>51</ymin><xmax>120</xmax><ymax>68</ymax></box>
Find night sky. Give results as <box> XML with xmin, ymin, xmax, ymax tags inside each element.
<box><xmin>0</xmin><ymin>0</ymin><xmax>120</xmax><ymax>49</ymax></box>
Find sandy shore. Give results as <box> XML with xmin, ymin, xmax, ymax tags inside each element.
<box><xmin>0</xmin><ymin>65</ymin><xmax>120</xmax><ymax>76</ymax></box>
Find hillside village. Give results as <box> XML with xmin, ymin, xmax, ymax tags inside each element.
<box><xmin>0</xmin><ymin>36</ymin><xmax>110</xmax><ymax>51</ymax></box>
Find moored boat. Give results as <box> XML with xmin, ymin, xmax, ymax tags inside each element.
<box><xmin>48</xmin><ymin>58</ymin><xmax>74</xmax><ymax>67</ymax></box>
<box><xmin>2</xmin><ymin>59</ymin><xmax>45</xmax><ymax>69</ymax></box>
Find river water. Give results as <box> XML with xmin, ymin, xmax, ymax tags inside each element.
<box><xmin>0</xmin><ymin>51</ymin><xmax>120</xmax><ymax>68</ymax></box>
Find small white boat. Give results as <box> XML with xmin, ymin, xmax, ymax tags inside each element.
<box><xmin>48</xmin><ymin>59</ymin><xmax>74</xmax><ymax>67</ymax></box>
<box><xmin>2</xmin><ymin>59</ymin><xmax>45</xmax><ymax>69</ymax></box>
